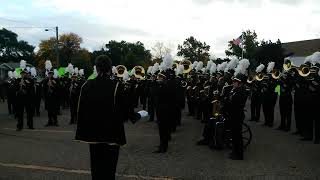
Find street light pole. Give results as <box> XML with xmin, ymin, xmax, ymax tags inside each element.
<box><xmin>55</xmin><ymin>26</ymin><xmax>60</xmax><ymax>67</ymax></box>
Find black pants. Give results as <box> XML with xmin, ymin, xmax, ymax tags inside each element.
<box><xmin>250</xmin><ymin>95</ymin><xmax>261</xmax><ymax>121</ymax></box>
<box><xmin>7</xmin><ymin>97</ymin><xmax>15</xmax><ymax>114</ymax></box>
<box><xmin>89</xmin><ymin>144</ymin><xmax>119</xmax><ymax>180</ymax></box>
<box><xmin>34</xmin><ymin>97</ymin><xmax>41</xmax><ymax>116</ymax></box>
<box><xmin>147</xmin><ymin>99</ymin><xmax>155</xmax><ymax>121</ymax></box>
<box><xmin>70</xmin><ymin>99</ymin><xmax>78</xmax><ymax>124</ymax></box>
<box><xmin>158</xmin><ymin>122</ymin><xmax>170</xmax><ymax>151</ymax></box>
<box><xmin>16</xmin><ymin>103</ymin><xmax>33</xmax><ymax>129</ymax></box>
<box><xmin>262</xmin><ymin>101</ymin><xmax>274</xmax><ymax>126</ymax></box>
<box><xmin>187</xmin><ymin>98</ymin><xmax>195</xmax><ymax>115</ymax></box>
<box><xmin>279</xmin><ymin>97</ymin><xmax>292</xmax><ymax>130</ymax></box>
<box><xmin>47</xmin><ymin>110</ymin><xmax>58</xmax><ymax>125</ymax></box>
<box><xmin>231</xmin><ymin>114</ymin><xmax>244</xmax><ymax>159</ymax></box>
<box><xmin>294</xmin><ymin>101</ymin><xmax>303</xmax><ymax>134</ymax></box>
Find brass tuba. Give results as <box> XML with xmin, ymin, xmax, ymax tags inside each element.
<box><xmin>271</xmin><ymin>69</ymin><xmax>281</xmax><ymax>79</ymax></box>
<box><xmin>255</xmin><ymin>73</ymin><xmax>265</xmax><ymax>81</ymax></box>
<box><xmin>115</xmin><ymin>65</ymin><xmax>127</xmax><ymax>78</ymax></box>
<box><xmin>179</xmin><ymin>60</ymin><xmax>192</xmax><ymax>74</ymax></box>
<box><xmin>133</xmin><ymin>66</ymin><xmax>145</xmax><ymax>80</ymax></box>
<box><xmin>298</xmin><ymin>64</ymin><xmax>310</xmax><ymax>77</ymax></box>
<box><xmin>283</xmin><ymin>59</ymin><xmax>298</xmax><ymax>71</ymax></box>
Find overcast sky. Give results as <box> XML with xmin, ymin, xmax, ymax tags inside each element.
<box><xmin>1</xmin><ymin>0</ymin><xmax>319</xmax><ymax>58</ymax></box>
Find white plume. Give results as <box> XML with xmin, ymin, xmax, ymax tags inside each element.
<box><xmin>267</xmin><ymin>62</ymin><xmax>275</xmax><ymax>73</ymax></box>
<box><xmin>112</xmin><ymin>66</ymin><xmax>116</xmax><ymax>74</ymax></box>
<box><xmin>66</xmin><ymin>63</ymin><xmax>74</xmax><ymax>74</ymax></box>
<box><xmin>131</xmin><ymin>68</ymin><xmax>136</xmax><ymax>76</ymax></box>
<box><xmin>310</xmin><ymin>51</ymin><xmax>320</xmax><ymax>64</ymax></box>
<box><xmin>93</xmin><ymin>66</ymin><xmax>97</xmax><ymax>76</ymax></box>
<box><xmin>255</xmin><ymin>64</ymin><xmax>265</xmax><ymax>73</ymax></box>
<box><xmin>210</xmin><ymin>63</ymin><xmax>217</xmax><ymax>74</ymax></box>
<box><xmin>206</xmin><ymin>60</ymin><xmax>213</xmax><ymax>71</ymax></box>
<box><xmin>45</xmin><ymin>60</ymin><xmax>52</xmax><ymax>71</ymax></box>
<box><xmin>74</xmin><ymin>67</ymin><xmax>79</xmax><ymax>75</ymax></box>
<box><xmin>192</xmin><ymin>61</ymin><xmax>198</xmax><ymax>69</ymax></box>
<box><xmin>26</xmin><ymin>67</ymin><xmax>30</xmax><ymax>73</ymax></box>
<box><xmin>147</xmin><ymin>66</ymin><xmax>153</xmax><ymax>74</ymax></box>
<box><xmin>234</xmin><ymin>59</ymin><xmax>250</xmax><ymax>76</ymax></box>
<box><xmin>195</xmin><ymin>61</ymin><xmax>203</xmax><ymax>71</ymax></box>
<box><xmin>151</xmin><ymin>63</ymin><xmax>159</xmax><ymax>75</ymax></box>
<box><xmin>159</xmin><ymin>62</ymin><xmax>166</xmax><ymax>71</ymax></box>
<box><xmin>20</xmin><ymin>60</ymin><xmax>26</xmax><ymax>70</ymax></box>
<box><xmin>13</xmin><ymin>71</ymin><xmax>19</xmax><ymax>79</ymax></box>
<box><xmin>217</xmin><ymin>62</ymin><xmax>228</xmax><ymax>72</ymax></box>
<box><xmin>226</xmin><ymin>59</ymin><xmax>239</xmax><ymax>71</ymax></box>
<box><xmin>163</xmin><ymin>54</ymin><xmax>173</xmax><ymax>70</ymax></box>
<box><xmin>79</xmin><ymin>69</ymin><xmax>84</xmax><ymax>76</ymax></box>
<box><xmin>123</xmin><ymin>71</ymin><xmax>129</xmax><ymax>81</ymax></box>
<box><xmin>8</xmin><ymin>71</ymin><xmax>13</xmax><ymax>78</ymax></box>
<box><xmin>201</xmin><ymin>68</ymin><xmax>206</xmax><ymax>73</ymax></box>
<box><xmin>175</xmin><ymin>64</ymin><xmax>184</xmax><ymax>76</ymax></box>
<box><xmin>53</xmin><ymin>69</ymin><xmax>58</xmax><ymax>78</ymax></box>
<box><xmin>30</xmin><ymin>67</ymin><xmax>37</xmax><ymax>77</ymax></box>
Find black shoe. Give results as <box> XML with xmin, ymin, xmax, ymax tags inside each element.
<box><xmin>249</xmin><ymin>118</ymin><xmax>256</xmax><ymax>122</ymax></box>
<box><xmin>152</xmin><ymin>149</ymin><xmax>167</xmax><ymax>153</ymax></box>
<box><xmin>314</xmin><ymin>141</ymin><xmax>319</xmax><ymax>144</ymax></box>
<box><xmin>197</xmin><ymin>139</ymin><xmax>209</xmax><ymax>146</ymax></box>
<box><xmin>284</xmin><ymin>128</ymin><xmax>290</xmax><ymax>132</ymax></box>
<box><xmin>292</xmin><ymin>131</ymin><xmax>300</xmax><ymax>135</ymax></box>
<box><xmin>16</xmin><ymin>128</ymin><xmax>22</xmax><ymax>131</ymax></box>
<box><xmin>276</xmin><ymin>127</ymin><xmax>285</xmax><ymax>131</ymax></box>
<box><xmin>54</xmin><ymin>124</ymin><xmax>59</xmax><ymax>127</ymax></box>
<box><xmin>28</xmin><ymin>127</ymin><xmax>34</xmax><ymax>130</ymax></box>
<box><xmin>229</xmin><ymin>155</ymin><xmax>243</xmax><ymax>160</ymax></box>
<box><xmin>300</xmin><ymin>138</ymin><xmax>312</xmax><ymax>141</ymax></box>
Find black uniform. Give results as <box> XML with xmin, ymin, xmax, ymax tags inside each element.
<box><xmin>15</xmin><ymin>77</ymin><xmax>35</xmax><ymax>130</ymax></box>
<box><xmin>250</xmin><ymin>81</ymin><xmax>262</xmax><ymax>122</ymax></box>
<box><xmin>293</xmin><ymin>75</ymin><xmax>308</xmax><ymax>135</ymax></box>
<box><xmin>147</xmin><ymin>79</ymin><xmax>157</xmax><ymax>122</ymax></box>
<box><xmin>69</xmin><ymin>78</ymin><xmax>81</xmax><ymax>124</ymax></box>
<box><xmin>75</xmin><ymin>75</ymin><xmax>138</xmax><ymax>180</ymax></box>
<box><xmin>43</xmin><ymin>77</ymin><xmax>59</xmax><ymax>126</ymax></box>
<box><xmin>261</xmin><ymin>77</ymin><xmax>277</xmax><ymax>127</ymax></box>
<box><xmin>6</xmin><ymin>78</ymin><xmax>17</xmax><ymax>115</ymax></box>
<box><xmin>278</xmin><ymin>75</ymin><xmax>293</xmax><ymax>131</ymax></box>
<box><xmin>228</xmin><ymin>85</ymin><xmax>248</xmax><ymax>160</ymax></box>
<box><xmin>33</xmin><ymin>78</ymin><xmax>42</xmax><ymax>116</ymax></box>
<box><xmin>154</xmin><ymin>77</ymin><xmax>177</xmax><ymax>152</ymax></box>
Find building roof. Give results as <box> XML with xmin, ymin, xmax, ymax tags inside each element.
<box><xmin>282</xmin><ymin>38</ymin><xmax>320</xmax><ymax>57</ymax></box>
<box><xmin>0</xmin><ymin>62</ymin><xmax>33</xmax><ymax>70</ymax></box>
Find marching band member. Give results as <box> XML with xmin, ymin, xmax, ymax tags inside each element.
<box><xmin>43</xmin><ymin>60</ymin><xmax>59</xmax><ymax>127</ymax></box>
<box><xmin>249</xmin><ymin>64</ymin><xmax>264</xmax><ymax>122</ymax></box>
<box><xmin>69</xmin><ymin>68</ymin><xmax>81</xmax><ymax>124</ymax></box>
<box><xmin>15</xmin><ymin>60</ymin><xmax>35</xmax><ymax>131</ymax></box>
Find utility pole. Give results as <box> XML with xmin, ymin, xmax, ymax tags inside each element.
<box><xmin>55</xmin><ymin>26</ymin><xmax>60</xmax><ymax>67</ymax></box>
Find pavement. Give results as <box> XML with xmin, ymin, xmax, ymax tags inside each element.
<box><xmin>0</xmin><ymin>100</ymin><xmax>319</xmax><ymax>180</ymax></box>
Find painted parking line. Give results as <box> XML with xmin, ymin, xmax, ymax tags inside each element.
<box><xmin>0</xmin><ymin>162</ymin><xmax>175</xmax><ymax>180</ymax></box>
<box><xmin>2</xmin><ymin>128</ymin><xmax>159</xmax><ymax>137</ymax></box>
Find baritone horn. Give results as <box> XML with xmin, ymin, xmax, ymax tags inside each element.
<box><xmin>133</xmin><ymin>66</ymin><xmax>145</xmax><ymax>80</ymax></box>
<box><xmin>179</xmin><ymin>60</ymin><xmax>192</xmax><ymax>74</ymax></box>
<box><xmin>255</xmin><ymin>73</ymin><xmax>265</xmax><ymax>81</ymax></box>
<box><xmin>271</xmin><ymin>69</ymin><xmax>281</xmax><ymax>79</ymax></box>
<box><xmin>116</xmin><ymin>65</ymin><xmax>127</xmax><ymax>78</ymax></box>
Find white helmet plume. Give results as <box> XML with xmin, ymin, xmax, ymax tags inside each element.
<box><xmin>196</xmin><ymin>61</ymin><xmax>203</xmax><ymax>72</ymax></box>
<box><xmin>45</xmin><ymin>60</ymin><xmax>52</xmax><ymax>71</ymax></box>
<box><xmin>8</xmin><ymin>71</ymin><xmax>13</xmax><ymax>78</ymax></box>
<box><xmin>30</xmin><ymin>67</ymin><xmax>37</xmax><ymax>77</ymax></box>
<box><xmin>267</xmin><ymin>62</ymin><xmax>275</xmax><ymax>73</ymax></box>
<box><xmin>20</xmin><ymin>60</ymin><xmax>27</xmax><ymax>70</ymax></box>
<box><xmin>210</xmin><ymin>63</ymin><xmax>217</xmax><ymax>74</ymax></box>
<box><xmin>255</xmin><ymin>64</ymin><xmax>265</xmax><ymax>73</ymax></box>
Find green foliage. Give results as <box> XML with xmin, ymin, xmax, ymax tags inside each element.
<box><xmin>177</xmin><ymin>36</ymin><xmax>210</xmax><ymax>63</ymax></box>
<box><xmin>0</xmin><ymin>28</ymin><xmax>35</xmax><ymax>64</ymax></box>
<box><xmin>93</xmin><ymin>40</ymin><xmax>152</xmax><ymax>70</ymax></box>
<box><xmin>71</xmin><ymin>48</ymin><xmax>92</xmax><ymax>77</ymax></box>
<box><xmin>254</xmin><ymin>39</ymin><xmax>285</xmax><ymax>70</ymax></box>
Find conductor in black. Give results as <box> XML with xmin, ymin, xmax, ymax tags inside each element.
<box><xmin>75</xmin><ymin>55</ymin><xmax>131</xmax><ymax>180</ymax></box>
<box><xmin>228</xmin><ymin>74</ymin><xmax>248</xmax><ymax>160</ymax></box>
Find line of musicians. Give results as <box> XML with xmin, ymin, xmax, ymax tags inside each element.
<box><xmin>4</xmin><ymin>60</ymin><xmax>86</xmax><ymax>130</ymax></box>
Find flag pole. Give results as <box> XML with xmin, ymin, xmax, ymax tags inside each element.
<box><xmin>241</xmin><ymin>33</ymin><xmax>244</xmax><ymax>59</ymax></box>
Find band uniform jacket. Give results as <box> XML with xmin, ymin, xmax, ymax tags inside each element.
<box><xmin>75</xmin><ymin>76</ymin><xmax>128</xmax><ymax>145</ymax></box>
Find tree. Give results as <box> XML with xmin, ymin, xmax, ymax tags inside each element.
<box><xmin>36</xmin><ymin>32</ymin><xmax>83</xmax><ymax>68</ymax></box>
<box><xmin>71</xmin><ymin>48</ymin><xmax>92</xmax><ymax>77</ymax></box>
<box><xmin>98</xmin><ymin>40</ymin><xmax>152</xmax><ymax>69</ymax></box>
<box><xmin>254</xmin><ymin>39</ymin><xmax>285</xmax><ymax>70</ymax></box>
<box><xmin>151</xmin><ymin>41</ymin><xmax>173</xmax><ymax>62</ymax></box>
<box><xmin>225</xmin><ymin>30</ymin><xmax>259</xmax><ymax>60</ymax></box>
<box><xmin>177</xmin><ymin>36</ymin><xmax>210</xmax><ymax>63</ymax></box>
<box><xmin>0</xmin><ymin>28</ymin><xmax>35</xmax><ymax>63</ymax></box>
